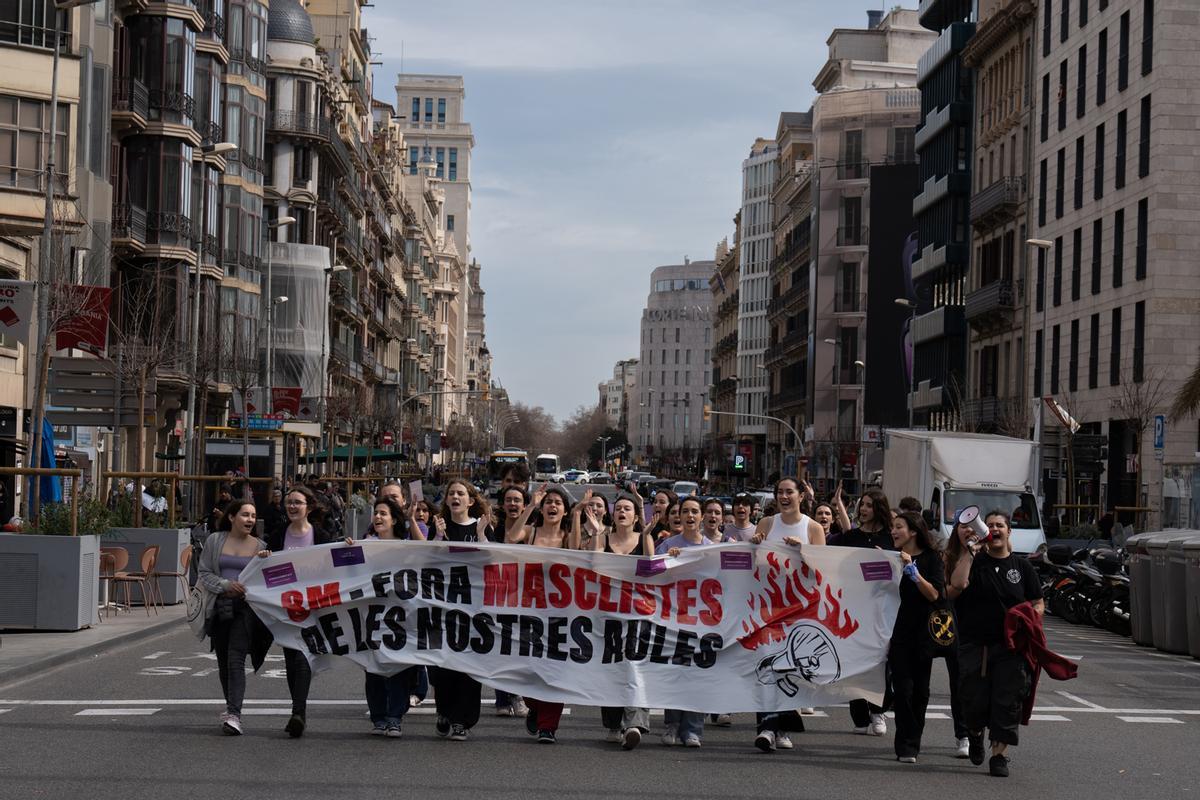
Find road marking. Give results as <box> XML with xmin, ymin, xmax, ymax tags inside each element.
<box><xmin>1056</xmin><ymin>691</ymin><xmax>1107</xmax><ymax>710</ymax></box>
<box><xmin>1028</xmin><ymin>714</ymin><xmax>1071</xmax><ymax>722</ymax></box>
<box><xmin>75</xmin><ymin>708</ymin><xmax>161</xmax><ymax>716</ymax></box>
<box><xmin>238</xmin><ymin>709</ymin><xmax>294</xmax><ymax>715</ymax></box>
<box><xmin>0</xmin><ymin>709</ymin><xmax>11</xmax><ymax>715</ymax></box>
<box><xmin>142</xmin><ymin>651</ymin><xmax>170</xmax><ymax>660</ymax></box>
<box><xmin>1117</xmin><ymin>716</ymin><xmax>1183</xmax><ymax>724</ymax></box>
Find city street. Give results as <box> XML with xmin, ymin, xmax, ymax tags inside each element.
<box><xmin>0</xmin><ymin>616</ymin><xmax>1196</xmax><ymax>799</ymax></box>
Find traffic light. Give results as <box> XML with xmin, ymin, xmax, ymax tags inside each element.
<box><xmin>703</xmin><ymin>403</ymin><xmax>712</xmax><ymax>421</ymax></box>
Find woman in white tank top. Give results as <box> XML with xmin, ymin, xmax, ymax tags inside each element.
<box><xmin>751</xmin><ymin>478</ymin><xmax>826</xmax><ymax>546</ymax></box>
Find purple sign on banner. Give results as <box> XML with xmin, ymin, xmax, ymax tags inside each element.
<box><xmin>263</xmin><ymin>562</ymin><xmax>297</xmax><ymax>588</ymax></box>
<box><xmin>635</xmin><ymin>558</ymin><xmax>666</xmax><ymax>577</ymax></box>
<box><xmin>860</xmin><ymin>561</ymin><xmax>894</xmax><ymax>582</ymax></box>
<box><xmin>720</xmin><ymin>551</ymin><xmax>753</xmax><ymax>570</ymax></box>
<box><xmin>448</xmin><ymin>545</ymin><xmax>480</xmax><ymax>553</ymax></box>
<box><xmin>331</xmin><ymin>546</ymin><xmax>365</xmax><ymax>567</ymax></box>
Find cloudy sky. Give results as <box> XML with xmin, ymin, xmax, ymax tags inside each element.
<box><xmin>365</xmin><ymin>0</ymin><xmax>893</xmax><ymax>422</ymax></box>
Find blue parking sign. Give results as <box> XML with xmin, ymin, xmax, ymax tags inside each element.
<box><xmin>1154</xmin><ymin>414</ymin><xmax>1165</xmax><ymax>449</ymax></box>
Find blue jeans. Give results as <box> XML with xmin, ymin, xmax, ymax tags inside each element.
<box><xmin>365</xmin><ymin>669</ymin><xmax>413</xmax><ymax>726</ymax></box>
<box><xmin>411</xmin><ymin>665</ymin><xmax>428</xmax><ymax>701</ymax></box>
<box><xmin>664</xmin><ymin>709</ymin><xmax>704</xmax><ymax>740</ymax></box>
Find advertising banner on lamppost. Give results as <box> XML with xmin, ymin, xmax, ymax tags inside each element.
<box><xmin>0</xmin><ymin>279</ymin><xmax>36</xmax><ymax>343</ymax></box>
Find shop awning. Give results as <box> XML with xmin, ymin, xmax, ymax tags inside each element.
<box><xmin>301</xmin><ymin>446</ymin><xmax>409</xmax><ymax>462</ymax></box>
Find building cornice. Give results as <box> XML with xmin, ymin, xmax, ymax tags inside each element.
<box><xmin>962</xmin><ymin>1</ymin><xmax>1036</xmax><ymax>67</ymax></box>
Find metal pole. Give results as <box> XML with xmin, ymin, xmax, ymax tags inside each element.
<box><xmin>908</xmin><ymin>304</ymin><xmax>916</xmax><ymax>428</ymax></box>
<box><xmin>264</xmin><ymin>236</ymin><xmax>273</xmax><ymax>406</ymax></box>
<box><xmin>185</xmin><ymin>156</ymin><xmax>210</xmax><ymax>514</ymax></box>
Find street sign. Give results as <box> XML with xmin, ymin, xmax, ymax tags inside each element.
<box><xmin>229</xmin><ymin>414</ymin><xmax>285</xmax><ymax>431</ymax></box>
<box><xmin>382</xmin><ymin>431</ymin><xmax>394</xmax><ymax>446</ymax></box>
<box><xmin>1126</xmin><ymin>454</ymin><xmax>1140</xmax><ymax>473</ymax></box>
<box><xmin>48</xmin><ymin>356</ymin><xmax>157</xmax><ymax>412</ymax></box>
<box><xmin>1154</xmin><ymin>414</ymin><xmax>1165</xmax><ymax>449</ymax></box>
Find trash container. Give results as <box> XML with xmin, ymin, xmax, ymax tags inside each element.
<box><xmin>1184</xmin><ymin>537</ymin><xmax>1200</xmax><ymax>660</ymax></box>
<box><xmin>1147</xmin><ymin>534</ymin><xmax>1173</xmax><ymax>651</ymax></box>
<box><xmin>1126</xmin><ymin>533</ymin><xmax>1156</xmax><ymax>646</ymax></box>
<box><xmin>1163</xmin><ymin>533</ymin><xmax>1200</xmax><ymax>654</ymax></box>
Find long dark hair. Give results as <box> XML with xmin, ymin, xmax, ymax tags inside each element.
<box><xmin>284</xmin><ymin>484</ymin><xmax>327</xmax><ymax>527</ymax></box>
<box><xmin>611</xmin><ymin>493</ymin><xmax>645</xmax><ymax>533</ymax></box>
<box><xmin>894</xmin><ymin>510</ymin><xmax>936</xmax><ymax>552</ymax></box>
<box><xmin>219</xmin><ymin>499</ymin><xmax>257</xmax><ymax>532</ymax></box>
<box><xmin>859</xmin><ymin>488</ymin><xmax>892</xmax><ymax>532</ymax></box>
<box><xmin>371</xmin><ymin>498</ymin><xmax>406</xmax><ymax>538</ymax></box>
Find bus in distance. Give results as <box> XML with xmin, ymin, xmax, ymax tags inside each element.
<box><xmin>487</xmin><ymin>448</ymin><xmax>529</xmax><ymax>483</ymax></box>
<box><xmin>533</xmin><ymin>453</ymin><xmax>561</xmax><ymax>482</ymax></box>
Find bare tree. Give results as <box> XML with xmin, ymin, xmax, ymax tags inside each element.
<box><xmin>944</xmin><ymin>372</ymin><xmax>975</xmax><ymax>433</ymax></box>
<box><xmin>324</xmin><ymin>382</ymin><xmax>357</xmax><ymax>477</ymax></box>
<box><xmin>557</xmin><ymin>405</ymin><xmax>608</xmax><ymax>468</ymax></box>
<box><xmin>996</xmin><ymin>397</ymin><xmax>1032</xmax><ymax>440</ymax></box>
<box><xmin>1110</xmin><ymin>365</ymin><xmax>1170</xmax><ymax>522</ymax></box>
<box><xmin>220</xmin><ymin>329</ymin><xmax>261</xmax><ymax>496</ymax></box>
<box><xmin>504</xmin><ymin>402</ymin><xmax>559</xmax><ymax>454</ymax></box>
<box><xmin>1170</xmin><ymin>350</ymin><xmax>1200</xmax><ymax>422</ymax></box>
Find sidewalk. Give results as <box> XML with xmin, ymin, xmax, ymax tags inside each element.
<box><xmin>0</xmin><ymin>605</ymin><xmax>183</xmax><ymax>686</ymax></box>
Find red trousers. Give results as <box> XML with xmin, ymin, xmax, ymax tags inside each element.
<box><xmin>525</xmin><ymin>697</ymin><xmax>564</xmax><ymax>731</ymax></box>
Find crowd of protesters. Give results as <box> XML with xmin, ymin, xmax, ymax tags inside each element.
<box><xmin>194</xmin><ymin>462</ymin><xmax>1049</xmax><ymax>778</ymax></box>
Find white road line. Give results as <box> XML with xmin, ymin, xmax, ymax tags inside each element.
<box><xmin>141</xmin><ymin>651</ymin><xmax>170</xmax><ymax>660</ymax></box>
<box><xmin>1117</xmin><ymin>716</ymin><xmax>1183</xmax><ymax>724</ymax></box>
<box><xmin>0</xmin><ymin>709</ymin><xmax>11</xmax><ymax>715</ymax></box>
<box><xmin>237</xmin><ymin>709</ymin><xmax>294</xmax><ymax>715</ymax></box>
<box><xmin>75</xmin><ymin>708</ymin><xmax>160</xmax><ymax>716</ymax></box>
<box><xmin>1028</xmin><ymin>714</ymin><xmax>1071</xmax><ymax>722</ymax></box>
<box><xmin>1056</xmin><ymin>691</ymin><xmax>1107</xmax><ymax>710</ymax></box>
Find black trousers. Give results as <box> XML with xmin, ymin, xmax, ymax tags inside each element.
<box><xmin>936</xmin><ymin>645</ymin><xmax>969</xmax><ymax>739</ymax></box>
<box><xmin>756</xmin><ymin>710</ymin><xmax>806</xmax><ymax>734</ymax></box>
<box><xmin>428</xmin><ymin>666</ymin><xmax>482</xmax><ymax>729</ymax></box>
<box><xmin>889</xmin><ymin>644</ymin><xmax>934</xmax><ymax>757</ymax></box>
<box><xmin>211</xmin><ymin>601</ymin><xmax>254</xmax><ymax>716</ymax></box>
<box><xmin>282</xmin><ymin>647</ymin><xmax>311</xmax><ymax>718</ymax></box>
<box><xmin>958</xmin><ymin>642</ymin><xmax>1030</xmax><ymax>746</ymax></box>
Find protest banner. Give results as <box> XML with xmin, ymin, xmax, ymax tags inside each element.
<box><xmin>242</xmin><ymin>541</ymin><xmax>901</xmax><ymax>712</ymax></box>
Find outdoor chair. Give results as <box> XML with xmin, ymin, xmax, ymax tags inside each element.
<box><xmin>152</xmin><ymin>547</ymin><xmax>192</xmax><ymax>604</ymax></box>
<box><xmin>109</xmin><ymin>545</ymin><xmax>159</xmax><ymax>615</ymax></box>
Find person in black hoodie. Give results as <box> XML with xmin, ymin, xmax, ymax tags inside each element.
<box><xmin>830</xmin><ymin>484</ymin><xmax>895</xmax><ymax>735</ymax></box>
<box><xmin>266</xmin><ymin>484</ymin><xmax>334</xmax><ymax>739</ymax></box>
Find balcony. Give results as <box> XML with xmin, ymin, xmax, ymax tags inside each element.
<box><xmin>268</xmin><ymin>111</ymin><xmax>325</xmax><ymax>140</ymax></box>
<box><xmin>148</xmin><ymin>89</ymin><xmax>195</xmax><ymax>123</ymax></box>
<box><xmin>361</xmin><ymin>348</ymin><xmax>378</xmax><ymax>373</ymax></box>
<box><xmin>970</xmin><ymin>177</ymin><xmax>1024</xmax><ymax>228</ymax></box>
<box><xmin>962</xmin><ymin>398</ymin><xmax>1003</xmax><ymax>430</ymax></box>
<box><xmin>836</xmin><ymin>161</ymin><xmax>867</xmax><ymax>181</ymax></box>
<box><xmin>111</xmin><ymin>203</ymin><xmax>147</xmax><ymax>250</ymax></box>
<box><xmin>764</xmin><ymin>329</ymin><xmax>807</xmax><ymax>365</ymax></box>
<box><xmin>916</xmin><ymin>21</ymin><xmax>975</xmax><ymax>83</ymax></box>
<box><xmin>767</xmin><ymin>282</ymin><xmax>809</xmax><ymax>318</ymax></box>
<box><xmin>965</xmin><ymin>279</ymin><xmax>1019</xmax><ymax>331</ymax></box>
<box><xmin>912</xmin><ymin>305</ymin><xmax>965</xmax><ymax>346</ymax></box>
<box><xmin>834</xmin><ymin>291</ymin><xmax>865</xmax><ymax>313</ymax></box>
<box><xmin>836</xmin><ymin>225</ymin><xmax>868</xmax><ymax>247</ymax></box>
<box><xmin>111</xmin><ymin>77</ymin><xmax>149</xmax><ymax>134</ymax></box>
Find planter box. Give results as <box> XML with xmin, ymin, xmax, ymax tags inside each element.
<box><xmin>0</xmin><ymin>533</ymin><xmax>100</xmax><ymax>630</ymax></box>
<box><xmin>102</xmin><ymin>528</ymin><xmax>191</xmax><ymax>605</ymax></box>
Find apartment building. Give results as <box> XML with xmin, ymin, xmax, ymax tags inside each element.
<box><xmin>709</xmin><ymin>229</ymin><xmax>739</xmax><ymax>479</ymax></box>
<box><xmin>1033</xmin><ymin>0</ymin><xmax>1200</xmax><ymax>527</ymax></box>
<box><xmin>598</xmin><ymin>358</ymin><xmax>638</xmax><ymax>432</ymax></box>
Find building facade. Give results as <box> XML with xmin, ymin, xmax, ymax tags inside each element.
<box><xmin>598</xmin><ymin>358</ymin><xmax>638</xmax><ymax>432</ymax></box>
<box><xmin>708</xmin><ymin>230</ymin><xmax>739</xmax><ymax>481</ymax></box>
<box><xmin>633</xmin><ymin>261</ymin><xmax>714</xmax><ymax>473</ymax></box>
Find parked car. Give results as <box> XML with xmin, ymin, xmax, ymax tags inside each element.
<box><xmin>562</xmin><ymin>469</ymin><xmax>590</xmax><ymax>484</ymax></box>
<box><xmin>671</xmin><ymin>480</ymin><xmax>700</xmax><ymax>497</ymax></box>
<box><xmin>587</xmin><ymin>472</ymin><xmax>613</xmax><ymax>484</ymax></box>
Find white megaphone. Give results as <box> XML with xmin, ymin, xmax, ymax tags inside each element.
<box><xmin>957</xmin><ymin>505</ymin><xmax>990</xmax><ymax>541</ymax></box>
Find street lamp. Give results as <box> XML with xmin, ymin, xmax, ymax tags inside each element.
<box><xmin>895</xmin><ymin>298</ymin><xmax>917</xmax><ymax>428</ymax></box>
<box><xmin>267</xmin><ymin>295</ymin><xmax>288</xmax><ymax>416</ymax></box>
<box><xmin>184</xmin><ymin>141</ymin><xmax>237</xmax><ymax>516</ymax></box>
<box><xmin>1028</xmin><ymin>238</ymin><xmax>1054</xmax><ymax>498</ymax></box>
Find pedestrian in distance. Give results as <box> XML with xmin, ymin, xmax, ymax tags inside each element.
<box><xmin>749</xmin><ymin>477</ymin><xmax>826</xmax><ymax>752</ymax></box>
<box><xmin>359</xmin><ymin>498</ymin><xmax>419</xmax><ymax>738</ymax></box>
<box><xmin>196</xmin><ymin>499</ymin><xmax>273</xmax><ymax>737</ymax></box>
<box><xmin>947</xmin><ymin>510</ymin><xmax>1045</xmax><ymax>778</ymax></box>
<box><xmin>888</xmin><ymin>511</ymin><xmax>945</xmax><ymax>764</ymax></box>
<box><xmin>266</xmin><ymin>485</ymin><xmax>336</xmax><ymax>738</ymax></box>
<box><xmin>427</xmin><ymin>478</ymin><xmax>494</xmax><ymax>742</ymax></box>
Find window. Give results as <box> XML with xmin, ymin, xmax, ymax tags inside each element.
<box><xmin>1053</xmin><ymin>236</ymin><xmax>1063</xmax><ymax>306</ymax></box>
<box><xmin>0</xmin><ymin>95</ymin><xmax>70</xmax><ymax>190</ymax></box>
<box><xmin>1097</xmin><ymin>29</ymin><xmax>1108</xmax><ymax>105</ymax></box>
<box><xmin>1091</xmin><ymin>220</ymin><xmax>1102</xmax><ymax>295</ymax></box>
<box><xmin>1044</xmin><ymin>0</ymin><xmax>1053</xmax><ymax>56</ymax></box>
<box><xmin>1061</xmin><ymin>0</ymin><xmax>1070</xmax><ymax>42</ymax></box>
<box><xmin>1074</xmin><ymin>136</ymin><xmax>1084</xmax><ymax>209</ymax></box>
<box><xmin>292</xmin><ymin>144</ymin><xmax>311</xmax><ymax>184</ymax></box>
<box><xmin>1051</xmin><ymin>324</ymin><xmax>1061</xmax><ymax>393</ymax></box>
<box><xmin>1071</xmin><ymin>228</ymin><xmax>1082</xmax><ymax>301</ymax></box>
<box><xmin>675</xmin><ymin>327</ymin><xmax>681</xmax><ymax>343</ymax></box>
<box><xmin>1138</xmin><ymin>94</ymin><xmax>1151</xmax><ymax>178</ymax></box>
<box><xmin>1038</xmin><ymin>158</ymin><xmax>1048</xmax><ymax>226</ymax></box>
<box><xmin>1055</xmin><ymin>147</ymin><xmax>1065</xmax><ymax>218</ymax></box>
<box><xmin>1058</xmin><ymin>60</ymin><xmax>1068</xmax><ymax>130</ymax></box>
<box><xmin>1113</xmin><ymin>208</ymin><xmax>1125</xmax><ymax>287</ymax></box>
<box><xmin>1115</xmin><ymin>110</ymin><xmax>1127</xmax><ymax>188</ymax></box>
<box><xmin>1142</xmin><ymin>0</ymin><xmax>1153</xmax><ymax>76</ymax></box>
<box><xmin>1069</xmin><ymin>319</ymin><xmax>1079</xmax><ymax>392</ymax></box>
<box><xmin>408</xmin><ymin>147</ymin><xmax>418</xmax><ymax>175</ymax></box>
<box><xmin>412</xmin><ymin>97</ymin><xmax>420</xmax><ymax>122</ymax></box>
<box><xmin>446</xmin><ymin>214</ymin><xmax>454</xmax><ymax>232</ymax></box>
<box><xmin>448</xmin><ymin>147</ymin><xmax>458</xmax><ymax>181</ymax></box>
<box><xmin>424</xmin><ymin>97</ymin><xmax>433</xmax><ymax>122</ymax></box>
<box><xmin>1034</xmin><ymin>329</ymin><xmax>1044</xmax><ymax>396</ymax></box>
<box><xmin>841</xmin><ymin>129</ymin><xmax>863</xmax><ymax>178</ymax></box>
<box><xmin>0</xmin><ymin>0</ymin><xmax>66</xmax><ymax>49</ymax></box>
<box><xmin>1077</xmin><ymin>45</ymin><xmax>1087</xmax><ymax>118</ymax></box>
<box><xmin>892</xmin><ymin>127</ymin><xmax>916</xmax><ymax>163</ymax></box>
<box><xmin>1118</xmin><ymin>11</ymin><xmax>1130</xmax><ymax>90</ymax></box>
<box><xmin>1136</xmin><ymin>198</ymin><xmax>1148</xmax><ymax>280</ymax></box>
<box><xmin>1040</xmin><ymin>73</ymin><xmax>1050</xmax><ymax>142</ymax></box>
<box><xmin>1080</xmin><ymin>0</ymin><xmax>1089</xmax><ymax>26</ymax></box>
<box><xmin>435</xmin><ymin>147</ymin><xmax>444</xmax><ymax>178</ymax></box>
<box><xmin>1133</xmin><ymin>300</ymin><xmax>1145</xmax><ymax>382</ymax></box>
<box><xmin>1088</xmin><ymin>313</ymin><xmax>1100</xmax><ymax>389</ymax></box>
<box><xmin>437</xmin><ymin>97</ymin><xmax>446</xmax><ymax>124</ymax></box>
<box><xmin>1094</xmin><ymin>122</ymin><xmax>1105</xmax><ymax>200</ymax></box>
<box><xmin>1036</xmin><ymin>247</ymin><xmax>1046</xmax><ymax>312</ymax></box>
<box><xmin>1110</xmin><ymin>307</ymin><xmax>1122</xmax><ymax>385</ymax></box>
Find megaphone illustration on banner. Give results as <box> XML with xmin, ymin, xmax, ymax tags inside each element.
<box><xmin>957</xmin><ymin>505</ymin><xmax>990</xmax><ymax>541</ymax></box>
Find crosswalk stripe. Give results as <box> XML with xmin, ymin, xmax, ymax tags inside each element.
<box><xmin>0</xmin><ymin>709</ymin><xmax>11</xmax><ymax>715</ymax></box>
<box><xmin>75</xmin><ymin>708</ymin><xmax>161</xmax><ymax>716</ymax></box>
<box><xmin>1028</xmin><ymin>714</ymin><xmax>1071</xmax><ymax>721</ymax></box>
<box><xmin>1117</xmin><ymin>716</ymin><xmax>1183</xmax><ymax>724</ymax></box>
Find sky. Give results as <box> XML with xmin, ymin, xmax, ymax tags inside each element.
<box><xmin>365</xmin><ymin>0</ymin><xmax>895</xmax><ymax>422</ymax></box>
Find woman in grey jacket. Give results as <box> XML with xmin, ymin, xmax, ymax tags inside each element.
<box><xmin>197</xmin><ymin>499</ymin><xmax>270</xmax><ymax>736</ymax></box>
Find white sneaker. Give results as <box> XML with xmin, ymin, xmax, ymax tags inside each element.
<box><xmin>661</xmin><ymin>730</ymin><xmax>679</xmax><ymax>747</ymax></box>
<box><xmin>898</xmin><ymin>755</ymin><xmax>917</xmax><ymax>764</ymax></box>
<box><xmin>800</xmin><ymin>707</ymin><xmax>816</xmax><ymax>715</ymax></box>
<box><xmin>409</xmin><ymin>695</ymin><xmax>423</xmax><ymax>707</ymax></box>
<box><xmin>683</xmin><ymin>733</ymin><xmax>702</xmax><ymax>748</ymax></box>
<box><xmin>512</xmin><ymin>699</ymin><xmax>529</xmax><ymax>717</ymax></box>
<box><xmin>622</xmin><ymin>727</ymin><xmax>642</xmax><ymax>750</ymax></box>
<box><xmin>955</xmin><ymin>737</ymin><xmax>971</xmax><ymax>758</ymax></box>
<box><xmin>755</xmin><ymin>730</ymin><xmax>776</xmax><ymax>752</ymax></box>
<box><xmin>853</xmin><ymin>725</ymin><xmax>871</xmax><ymax>735</ymax></box>
<box><xmin>868</xmin><ymin>713</ymin><xmax>887</xmax><ymax>736</ymax></box>
<box><xmin>605</xmin><ymin>729</ymin><xmax>622</xmax><ymax>743</ymax></box>
<box><xmin>222</xmin><ymin>713</ymin><xmax>243</xmax><ymax>735</ymax></box>
<box><xmin>711</xmin><ymin>713</ymin><xmax>732</xmax><ymax>726</ymax></box>
<box><xmin>776</xmin><ymin>733</ymin><xmax>794</xmax><ymax>750</ymax></box>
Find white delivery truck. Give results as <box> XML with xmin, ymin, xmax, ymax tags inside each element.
<box><xmin>881</xmin><ymin>430</ymin><xmax>1046</xmax><ymax>555</ymax></box>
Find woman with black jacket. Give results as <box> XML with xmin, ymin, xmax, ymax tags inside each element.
<box><xmin>266</xmin><ymin>484</ymin><xmax>334</xmax><ymax>739</ymax></box>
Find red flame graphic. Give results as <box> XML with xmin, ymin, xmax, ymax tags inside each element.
<box><xmin>737</xmin><ymin>551</ymin><xmax>860</xmax><ymax>650</ymax></box>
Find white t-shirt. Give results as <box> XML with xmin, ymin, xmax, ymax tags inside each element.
<box><xmin>761</xmin><ymin>513</ymin><xmax>813</xmax><ymax>545</ymax></box>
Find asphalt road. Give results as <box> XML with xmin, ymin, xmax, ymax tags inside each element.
<box><xmin>0</xmin><ymin>617</ymin><xmax>1197</xmax><ymax>800</ymax></box>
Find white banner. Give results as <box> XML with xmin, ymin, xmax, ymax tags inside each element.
<box><xmin>0</xmin><ymin>279</ymin><xmax>36</xmax><ymax>343</ymax></box>
<box><xmin>242</xmin><ymin>541</ymin><xmax>901</xmax><ymax>712</ymax></box>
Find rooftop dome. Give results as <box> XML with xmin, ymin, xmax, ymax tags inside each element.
<box><xmin>268</xmin><ymin>0</ymin><xmax>315</xmax><ymax>44</ymax></box>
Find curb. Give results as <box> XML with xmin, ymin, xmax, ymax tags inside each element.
<box><xmin>0</xmin><ymin>613</ymin><xmax>183</xmax><ymax>687</ymax></box>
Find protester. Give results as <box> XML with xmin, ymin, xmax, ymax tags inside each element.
<box><xmin>647</xmin><ymin>489</ymin><xmax>678</xmax><ymax>540</ymax></box>
<box><xmin>898</xmin><ymin>496</ymin><xmax>923</xmax><ymax>514</ymax></box>
<box><xmin>722</xmin><ymin>493</ymin><xmax>757</xmax><ymax>541</ymax></box>
<box><xmin>811</xmin><ymin>502</ymin><xmax>836</xmax><ymax>538</ymax></box>
<box><xmin>888</xmin><ymin>511</ymin><xmax>945</xmax><ymax>764</ymax></box>
<box><xmin>206</xmin><ymin>483</ymin><xmax>234</xmax><ymax>532</ymax></box>
<box><xmin>701</xmin><ymin>497</ymin><xmax>733</xmax><ymax>544</ymax></box>
<box><xmin>197</xmin><ymin>499</ymin><xmax>272</xmax><ymax>736</ymax></box>
<box><xmin>572</xmin><ymin>490</ymin><xmax>611</xmax><ymax>550</ymax></box>
<box><xmin>830</xmin><ymin>484</ymin><xmax>894</xmax><ymax>736</ymax></box>
<box><xmin>427</xmin><ymin>479</ymin><xmax>493</xmax><ymax>741</ymax></box>
<box><xmin>409</xmin><ymin>499</ymin><xmax>433</xmax><ymax>539</ymax></box>
<box><xmin>493</xmin><ymin>485</ymin><xmax>534</xmax><ymax>717</ymax></box>
<box><xmin>940</xmin><ymin>518</ymin><xmax>976</xmax><ymax>758</ymax></box>
<box><xmin>947</xmin><ymin>510</ymin><xmax>1044</xmax><ymax>778</ymax></box>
